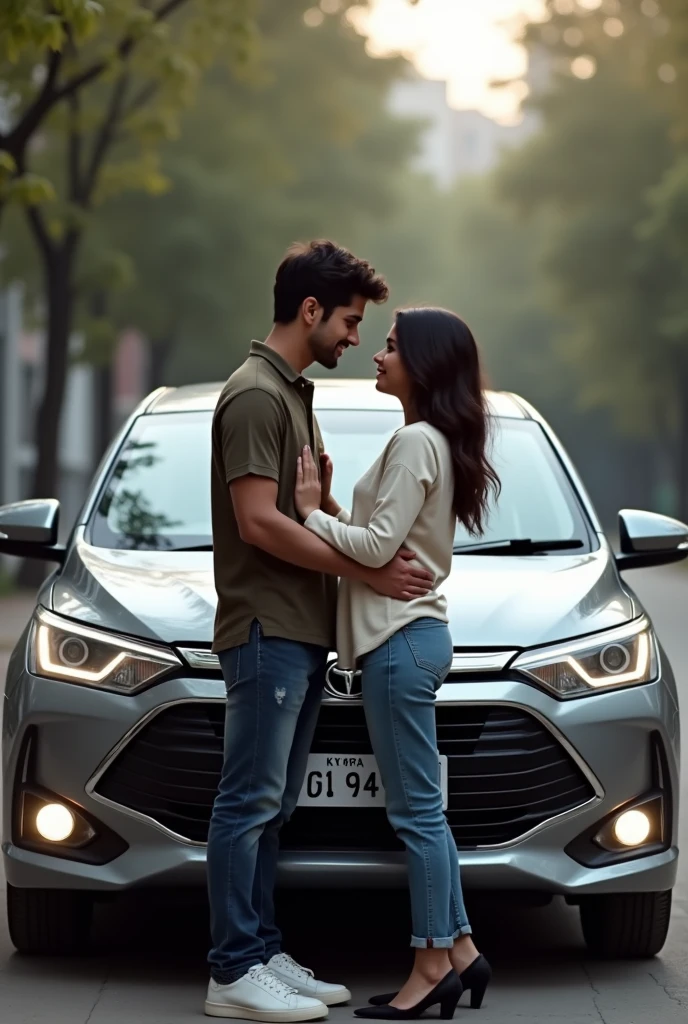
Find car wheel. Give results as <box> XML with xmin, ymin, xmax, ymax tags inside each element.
<box><xmin>579</xmin><ymin>890</ymin><xmax>672</xmax><ymax>959</ymax></box>
<box><xmin>6</xmin><ymin>883</ymin><xmax>94</xmax><ymax>955</ymax></box>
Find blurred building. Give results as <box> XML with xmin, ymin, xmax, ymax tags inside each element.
<box><xmin>114</xmin><ymin>327</ymin><xmax>150</xmax><ymax>424</ymax></box>
<box><xmin>0</xmin><ymin>283</ymin><xmax>96</xmax><ymax>541</ymax></box>
<box><xmin>0</xmin><ymin>286</ymin><xmax>148</xmax><ymax>559</ymax></box>
<box><xmin>389</xmin><ymin>74</ymin><xmax>537</xmax><ymax>188</ymax></box>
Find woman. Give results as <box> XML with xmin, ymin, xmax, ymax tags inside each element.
<box><xmin>294</xmin><ymin>307</ymin><xmax>499</xmax><ymax>1020</ymax></box>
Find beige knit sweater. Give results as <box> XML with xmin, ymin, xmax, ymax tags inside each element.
<box><xmin>305</xmin><ymin>421</ymin><xmax>455</xmax><ymax>668</ymax></box>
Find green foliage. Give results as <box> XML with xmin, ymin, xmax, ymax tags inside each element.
<box><xmin>499</xmin><ymin>64</ymin><xmax>674</xmax><ymax>436</ymax></box>
<box><xmin>0</xmin><ymin>0</ymin><xmax>256</xmax><ymax>210</ymax></box>
<box><xmin>500</xmin><ymin>0</ymin><xmax>688</xmax><ymax>512</ymax></box>
<box><xmin>0</xmin><ymin>0</ymin><xmax>258</xmax><ymax>506</ymax></box>
<box><xmin>343</xmin><ymin>173</ymin><xmax>563</xmax><ymax>399</ymax></box>
<box><xmin>98</xmin><ymin>0</ymin><xmax>418</xmax><ymax>382</ymax></box>
<box><xmin>2</xmin><ymin>172</ymin><xmax>56</xmax><ymax>205</ymax></box>
<box><xmin>0</xmin><ymin>152</ymin><xmax>17</xmax><ymax>177</ymax></box>
<box><xmin>640</xmin><ymin>155</ymin><xmax>688</xmax><ymax>348</ymax></box>
<box><xmin>0</xmin><ymin>2</ymin><xmax>104</xmax><ymax>62</ymax></box>
<box><xmin>79</xmin><ymin>314</ymin><xmax>118</xmax><ymax>365</ymax></box>
<box><xmin>0</xmin><ymin>565</ymin><xmax>16</xmax><ymax>597</ymax></box>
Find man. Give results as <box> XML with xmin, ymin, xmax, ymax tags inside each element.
<box><xmin>206</xmin><ymin>240</ymin><xmax>434</xmax><ymax>1021</ymax></box>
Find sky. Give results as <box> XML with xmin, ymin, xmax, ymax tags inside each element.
<box><xmin>349</xmin><ymin>0</ymin><xmax>547</xmax><ymax>124</ymax></box>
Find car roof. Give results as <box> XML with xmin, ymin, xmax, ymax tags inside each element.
<box><xmin>146</xmin><ymin>379</ymin><xmax>530</xmax><ymax>418</ymax></box>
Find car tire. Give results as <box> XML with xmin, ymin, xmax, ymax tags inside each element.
<box><xmin>579</xmin><ymin>890</ymin><xmax>672</xmax><ymax>959</ymax></box>
<box><xmin>6</xmin><ymin>883</ymin><xmax>94</xmax><ymax>955</ymax></box>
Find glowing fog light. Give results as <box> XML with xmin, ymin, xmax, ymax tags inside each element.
<box><xmin>613</xmin><ymin>809</ymin><xmax>652</xmax><ymax>848</ymax></box>
<box><xmin>35</xmin><ymin>803</ymin><xmax>75</xmax><ymax>843</ymax></box>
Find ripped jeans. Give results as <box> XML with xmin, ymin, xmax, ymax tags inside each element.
<box><xmin>361</xmin><ymin>618</ymin><xmax>472</xmax><ymax>948</ymax></box>
<box><xmin>207</xmin><ymin>620</ymin><xmax>327</xmax><ymax>984</ymax></box>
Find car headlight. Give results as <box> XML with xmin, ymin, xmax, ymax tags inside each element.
<box><xmin>30</xmin><ymin>608</ymin><xmax>181</xmax><ymax>694</ymax></box>
<box><xmin>512</xmin><ymin>618</ymin><xmax>657</xmax><ymax>699</ymax></box>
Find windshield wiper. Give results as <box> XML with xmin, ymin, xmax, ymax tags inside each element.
<box><xmin>453</xmin><ymin>538</ymin><xmax>585</xmax><ymax>556</ymax></box>
<box><xmin>168</xmin><ymin>544</ymin><xmax>213</xmax><ymax>552</ymax></box>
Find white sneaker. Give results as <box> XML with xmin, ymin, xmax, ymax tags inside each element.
<box><xmin>205</xmin><ymin>965</ymin><xmax>328</xmax><ymax>1021</ymax></box>
<box><xmin>267</xmin><ymin>954</ymin><xmax>351</xmax><ymax>1007</ymax></box>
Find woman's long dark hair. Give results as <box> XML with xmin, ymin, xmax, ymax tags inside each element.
<box><xmin>395</xmin><ymin>307</ymin><xmax>500</xmax><ymax>536</ymax></box>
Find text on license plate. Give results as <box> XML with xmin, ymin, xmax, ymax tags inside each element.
<box><xmin>297</xmin><ymin>754</ymin><xmax>448</xmax><ymax>809</ymax></box>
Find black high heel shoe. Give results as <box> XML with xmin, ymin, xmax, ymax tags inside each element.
<box><xmin>355</xmin><ymin>971</ymin><xmax>462</xmax><ymax>1020</ymax></box>
<box><xmin>368</xmin><ymin>955</ymin><xmax>492</xmax><ymax>1011</ymax></box>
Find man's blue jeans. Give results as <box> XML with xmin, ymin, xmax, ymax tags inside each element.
<box><xmin>207</xmin><ymin>620</ymin><xmax>327</xmax><ymax>984</ymax></box>
<box><xmin>360</xmin><ymin>618</ymin><xmax>472</xmax><ymax>948</ymax></box>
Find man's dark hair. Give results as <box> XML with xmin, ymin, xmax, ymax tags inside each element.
<box><xmin>273</xmin><ymin>240</ymin><xmax>389</xmax><ymax>324</ymax></box>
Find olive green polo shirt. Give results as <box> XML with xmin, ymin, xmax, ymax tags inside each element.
<box><xmin>210</xmin><ymin>340</ymin><xmax>337</xmax><ymax>653</ymax></box>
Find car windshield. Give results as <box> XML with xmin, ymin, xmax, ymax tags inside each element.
<box><xmin>317</xmin><ymin>411</ymin><xmax>590</xmax><ymax>552</ymax></box>
<box><xmin>89</xmin><ymin>407</ymin><xmax>591</xmax><ymax>552</ymax></box>
<box><xmin>91</xmin><ymin>411</ymin><xmax>213</xmax><ymax>551</ymax></box>
<box><xmin>451</xmin><ymin>418</ymin><xmax>589</xmax><ymax>551</ymax></box>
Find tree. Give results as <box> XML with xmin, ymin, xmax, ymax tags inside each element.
<box><xmin>0</xmin><ymin>0</ymin><xmax>253</xmax><ymax>540</ymax></box>
<box><xmin>97</xmin><ymin>0</ymin><xmax>417</xmax><ymax>386</ymax></box>
<box><xmin>0</xmin><ymin>1</ymin><xmax>103</xmax><ymax>220</ymax></box>
<box><xmin>497</xmin><ymin>0</ymin><xmax>688</xmax><ymax>515</ymax></box>
<box><xmin>639</xmin><ymin>154</ymin><xmax>688</xmax><ymax>512</ymax></box>
<box><xmin>636</xmin><ymin>0</ymin><xmax>688</xmax><ymax>509</ymax></box>
<box><xmin>0</xmin><ymin>2</ymin><xmax>249</xmax><ymax>219</ymax></box>
<box><xmin>343</xmin><ymin>172</ymin><xmax>559</xmax><ymax>389</ymax></box>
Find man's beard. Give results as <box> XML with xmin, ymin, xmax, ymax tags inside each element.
<box><xmin>312</xmin><ymin>334</ymin><xmax>347</xmax><ymax>370</ymax></box>
<box><xmin>315</xmin><ymin>348</ymin><xmax>339</xmax><ymax>370</ymax></box>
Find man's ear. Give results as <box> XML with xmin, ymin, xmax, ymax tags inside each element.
<box><xmin>302</xmin><ymin>296</ymin><xmax>320</xmax><ymax>327</ymax></box>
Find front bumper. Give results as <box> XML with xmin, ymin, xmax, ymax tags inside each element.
<box><xmin>2</xmin><ymin>660</ymin><xmax>681</xmax><ymax>896</ymax></box>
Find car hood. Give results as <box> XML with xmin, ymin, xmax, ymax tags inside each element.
<box><xmin>51</xmin><ymin>538</ymin><xmax>637</xmax><ymax>650</ymax></box>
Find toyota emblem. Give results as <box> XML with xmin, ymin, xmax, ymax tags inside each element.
<box><xmin>324</xmin><ymin>661</ymin><xmax>362</xmax><ymax>700</ymax></box>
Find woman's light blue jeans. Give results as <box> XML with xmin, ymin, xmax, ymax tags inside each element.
<box><xmin>360</xmin><ymin>617</ymin><xmax>472</xmax><ymax>948</ymax></box>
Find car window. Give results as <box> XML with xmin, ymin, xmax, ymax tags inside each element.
<box><xmin>316</xmin><ymin>409</ymin><xmax>403</xmax><ymax>506</ymax></box>
<box><xmin>317</xmin><ymin>412</ymin><xmax>590</xmax><ymax>551</ymax></box>
<box><xmin>452</xmin><ymin>419</ymin><xmax>585</xmax><ymax>549</ymax></box>
<box><xmin>89</xmin><ymin>407</ymin><xmax>590</xmax><ymax>551</ymax></box>
<box><xmin>90</xmin><ymin>412</ymin><xmax>213</xmax><ymax>550</ymax></box>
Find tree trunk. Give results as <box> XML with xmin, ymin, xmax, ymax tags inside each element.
<box><xmin>93</xmin><ymin>364</ymin><xmax>114</xmax><ymax>464</ymax></box>
<box><xmin>90</xmin><ymin>292</ymin><xmax>114</xmax><ymax>464</ymax></box>
<box><xmin>676</xmin><ymin>355</ymin><xmax>688</xmax><ymax>524</ymax></box>
<box><xmin>17</xmin><ymin>238</ymin><xmax>78</xmax><ymax>588</ymax></box>
<box><xmin>31</xmin><ymin>242</ymin><xmax>77</xmax><ymax>498</ymax></box>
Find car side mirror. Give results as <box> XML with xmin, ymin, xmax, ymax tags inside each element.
<box><xmin>0</xmin><ymin>499</ymin><xmax>66</xmax><ymax>563</ymax></box>
<box><xmin>616</xmin><ymin>509</ymin><xmax>688</xmax><ymax>571</ymax></box>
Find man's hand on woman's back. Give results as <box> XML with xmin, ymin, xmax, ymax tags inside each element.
<box><xmin>230</xmin><ymin>476</ymin><xmax>433</xmax><ymax>602</ymax></box>
<box><xmin>365</xmin><ymin>548</ymin><xmax>434</xmax><ymax>601</ymax></box>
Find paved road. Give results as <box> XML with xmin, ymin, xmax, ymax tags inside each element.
<box><xmin>0</xmin><ymin>567</ymin><xmax>686</xmax><ymax>1023</ymax></box>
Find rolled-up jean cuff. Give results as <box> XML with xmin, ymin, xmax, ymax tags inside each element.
<box><xmin>410</xmin><ymin>926</ymin><xmax>472</xmax><ymax>949</ymax></box>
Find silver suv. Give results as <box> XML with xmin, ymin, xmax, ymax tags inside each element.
<box><xmin>1</xmin><ymin>381</ymin><xmax>684</xmax><ymax>958</ymax></box>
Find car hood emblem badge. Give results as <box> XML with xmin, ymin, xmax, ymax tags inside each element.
<box><xmin>324</xmin><ymin>662</ymin><xmax>362</xmax><ymax>700</ymax></box>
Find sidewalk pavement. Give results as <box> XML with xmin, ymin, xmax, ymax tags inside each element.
<box><xmin>0</xmin><ymin>591</ymin><xmax>38</xmax><ymax>651</ymax></box>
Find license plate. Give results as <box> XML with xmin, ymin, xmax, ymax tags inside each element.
<box><xmin>297</xmin><ymin>754</ymin><xmax>448</xmax><ymax>809</ymax></box>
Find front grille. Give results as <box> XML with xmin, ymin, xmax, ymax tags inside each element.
<box><xmin>95</xmin><ymin>701</ymin><xmax>595</xmax><ymax>848</ymax></box>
